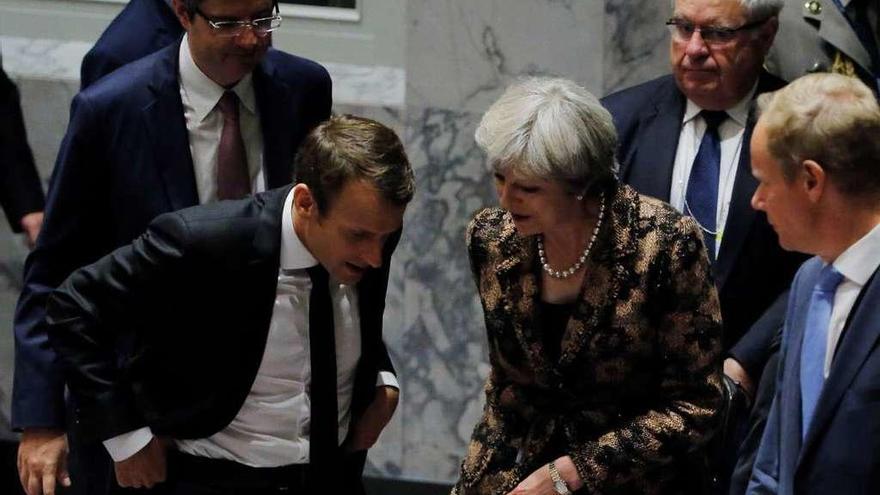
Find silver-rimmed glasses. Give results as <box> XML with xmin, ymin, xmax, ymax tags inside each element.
<box><xmin>195</xmin><ymin>7</ymin><xmax>283</xmax><ymax>38</ymax></box>
<box><xmin>665</xmin><ymin>17</ymin><xmax>767</xmax><ymax>46</ymax></box>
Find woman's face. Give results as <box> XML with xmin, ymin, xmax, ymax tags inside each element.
<box><xmin>493</xmin><ymin>169</ymin><xmax>577</xmax><ymax>236</ymax></box>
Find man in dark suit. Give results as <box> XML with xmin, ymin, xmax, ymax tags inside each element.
<box><xmin>46</xmin><ymin>114</ymin><xmax>412</xmax><ymax>494</ymax></box>
<box><xmin>767</xmin><ymin>0</ymin><xmax>879</xmax><ymax>95</ymax></box>
<box><xmin>601</xmin><ymin>0</ymin><xmax>807</xmax><ymax>489</ymax></box>
<box><xmin>603</xmin><ymin>0</ymin><xmax>804</xmax><ymax>388</ymax></box>
<box><xmin>13</xmin><ymin>1</ymin><xmax>331</xmax><ymax>493</ymax></box>
<box><xmin>80</xmin><ymin>0</ymin><xmax>183</xmax><ymax>89</ymax></box>
<box><xmin>0</xmin><ymin>63</ymin><xmax>44</xmax><ymax>247</ymax></box>
<box><xmin>746</xmin><ymin>73</ymin><xmax>880</xmax><ymax>495</ymax></box>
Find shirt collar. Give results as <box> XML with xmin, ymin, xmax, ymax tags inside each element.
<box><xmin>683</xmin><ymin>82</ymin><xmax>758</xmax><ymax>128</ymax></box>
<box><xmin>178</xmin><ymin>34</ymin><xmax>257</xmax><ymax>123</ymax></box>
<box><xmin>280</xmin><ymin>188</ymin><xmax>319</xmax><ymax>270</ymax></box>
<box><xmin>833</xmin><ymin>220</ymin><xmax>880</xmax><ymax>287</ymax></box>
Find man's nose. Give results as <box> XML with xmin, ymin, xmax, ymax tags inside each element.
<box><xmin>685</xmin><ymin>30</ymin><xmax>710</xmax><ymax>58</ymax></box>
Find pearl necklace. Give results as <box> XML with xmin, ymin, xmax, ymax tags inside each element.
<box><xmin>537</xmin><ymin>192</ymin><xmax>606</xmax><ymax>279</ymax></box>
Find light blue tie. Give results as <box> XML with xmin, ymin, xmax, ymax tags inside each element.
<box><xmin>800</xmin><ymin>265</ymin><xmax>844</xmax><ymax>440</ymax></box>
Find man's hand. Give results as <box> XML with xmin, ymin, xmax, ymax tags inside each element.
<box><xmin>507</xmin><ymin>456</ymin><xmax>583</xmax><ymax>495</ymax></box>
<box><xmin>17</xmin><ymin>427</ymin><xmax>70</xmax><ymax>495</ymax></box>
<box><xmin>724</xmin><ymin>357</ymin><xmax>755</xmax><ymax>399</ymax></box>
<box><xmin>344</xmin><ymin>386</ymin><xmax>399</xmax><ymax>452</ymax></box>
<box><xmin>19</xmin><ymin>211</ymin><xmax>44</xmax><ymax>249</ymax></box>
<box><xmin>114</xmin><ymin>436</ymin><xmax>167</xmax><ymax>489</ymax></box>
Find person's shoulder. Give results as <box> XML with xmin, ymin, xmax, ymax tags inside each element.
<box><xmin>601</xmin><ymin>74</ymin><xmax>677</xmax><ymax>113</ymax></box>
<box><xmin>467</xmin><ymin>207</ymin><xmax>508</xmax><ymax>239</ymax></box>
<box><xmin>617</xmin><ymin>183</ymin><xmax>697</xmax><ymax>239</ymax></box>
<box><xmin>262</xmin><ymin>49</ymin><xmax>331</xmax><ymax>85</ymax></box>
<box><xmin>78</xmin><ymin>44</ymin><xmax>176</xmax><ymax>107</ymax></box>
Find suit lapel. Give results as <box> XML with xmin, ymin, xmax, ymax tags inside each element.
<box><xmin>253</xmin><ymin>55</ymin><xmax>296</xmax><ymax>189</ymax></box>
<box><xmin>143</xmin><ymin>42</ymin><xmax>199</xmax><ymax>211</ymax></box>
<box><xmin>806</xmin><ymin>0</ymin><xmax>873</xmax><ymax>72</ymax></box>
<box><xmin>559</xmin><ymin>183</ymin><xmax>636</xmax><ymax>369</ymax></box>
<box><xmin>494</xmin><ymin>221</ymin><xmax>551</xmax><ymax>381</ymax></box>
<box><xmin>619</xmin><ymin>84</ymin><xmax>684</xmax><ymax>202</ymax></box>
<box><xmin>799</xmin><ymin>267</ymin><xmax>880</xmax><ymax>463</ymax></box>
<box><xmin>713</xmin><ymin>112</ymin><xmax>758</xmax><ymax>289</ymax></box>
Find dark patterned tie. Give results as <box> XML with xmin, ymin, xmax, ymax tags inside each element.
<box><xmin>685</xmin><ymin>110</ymin><xmax>726</xmax><ymax>264</ymax></box>
<box><xmin>306</xmin><ymin>265</ymin><xmax>339</xmax><ymax>484</ymax></box>
<box><xmin>216</xmin><ymin>91</ymin><xmax>250</xmax><ymax>200</ymax></box>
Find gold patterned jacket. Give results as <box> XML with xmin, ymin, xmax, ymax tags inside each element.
<box><xmin>452</xmin><ymin>182</ymin><xmax>723</xmax><ymax>495</ymax></box>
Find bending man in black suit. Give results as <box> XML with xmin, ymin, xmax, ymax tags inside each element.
<box><xmin>13</xmin><ymin>1</ymin><xmax>331</xmax><ymax>493</ymax></box>
<box><xmin>601</xmin><ymin>0</ymin><xmax>807</xmax><ymax>490</ymax></box>
<box><xmin>46</xmin><ymin>114</ymin><xmax>413</xmax><ymax>494</ymax></box>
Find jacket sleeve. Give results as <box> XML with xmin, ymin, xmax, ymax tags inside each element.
<box><xmin>0</xmin><ymin>66</ymin><xmax>44</xmax><ymax>232</ymax></box>
<box><xmin>568</xmin><ymin>216</ymin><xmax>724</xmax><ymax>493</ymax></box>
<box><xmin>11</xmin><ymin>92</ymin><xmax>107</xmax><ymax>429</ymax></box>
<box><xmin>46</xmin><ymin>212</ymin><xmax>190</xmax><ymax>442</ymax></box>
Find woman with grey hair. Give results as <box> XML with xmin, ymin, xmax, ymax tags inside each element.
<box><xmin>452</xmin><ymin>77</ymin><xmax>724</xmax><ymax>494</ymax></box>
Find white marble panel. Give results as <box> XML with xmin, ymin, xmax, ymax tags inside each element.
<box><xmin>406</xmin><ymin>0</ymin><xmax>606</xmax><ymax>114</ymax></box>
<box><xmin>0</xmin><ymin>35</ymin><xmax>405</xmax><ymax>108</ymax></box>
<box><xmin>603</xmin><ymin>0</ymin><xmax>672</xmax><ymax>94</ymax></box>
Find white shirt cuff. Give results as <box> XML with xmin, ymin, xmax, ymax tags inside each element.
<box><xmin>102</xmin><ymin>427</ymin><xmax>154</xmax><ymax>462</ymax></box>
<box><xmin>376</xmin><ymin>371</ymin><xmax>399</xmax><ymax>389</ymax></box>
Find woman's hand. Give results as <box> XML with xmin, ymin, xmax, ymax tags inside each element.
<box><xmin>506</xmin><ymin>456</ymin><xmax>583</xmax><ymax>495</ymax></box>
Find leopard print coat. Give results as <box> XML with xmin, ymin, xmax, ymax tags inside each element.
<box><xmin>452</xmin><ymin>182</ymin><xmax>723</xmax><ymax>495</ymax></box>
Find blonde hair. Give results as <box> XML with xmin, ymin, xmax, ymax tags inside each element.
<box><xmin>757</xmin><ymin>73</ymin><xmax>880</xmax><ymax>201</ymax></box>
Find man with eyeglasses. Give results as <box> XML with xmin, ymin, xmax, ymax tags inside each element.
<box><xmin>602</xmin><ymin>0</ymin><xmax>808</xmax><ymax>491</ymax></box>
<box><xmin>13</xmin><ymin>1</ymin><xmax>339</xmax><ymax>494</ymax></box>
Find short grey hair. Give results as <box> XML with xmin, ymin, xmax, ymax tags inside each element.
<box><xmin>671</xmin><ymin>0</ymin><xmax>783</xmax><ymax>22</ymax></box>
<box><xmin>474</xmin><ymin>77</ymin><xmax>617</xmax><ymax>196</ymax></box>
<box><xmin>757</xmin><ymin>73</ymin><xmax>880</xmax><ymax>202</ymax></box>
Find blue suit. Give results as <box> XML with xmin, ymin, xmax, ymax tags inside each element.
<box><xmin>602</xmin><ymin>74</ymin><xmax>806</xmax><ymax>372</ymax></box>
<box><xmin>80</xmin><ymin>0</ymin><xmax>182</xmax><ymax>89</ymax></box>
<box><xmin>748</xmin><ymin>257</ymin><xmax>880</xmax><ymax>494</ymax></box>
<box><xmin>12</xmin><ymin>41</ymin><xmax>331</xmax><ymax>486</ymax></box>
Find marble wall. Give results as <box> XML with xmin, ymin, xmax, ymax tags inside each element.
<box><xmin>364</xmin><ymin>0</ymin><xmax>672</xmax><ymax>484</ymax></box>
<box><xmin>0</xmin><ymin>0</ymin><xmax>673</xmax><ymax>484</ymax></box>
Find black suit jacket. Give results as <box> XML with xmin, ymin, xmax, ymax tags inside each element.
<box><xmin>80</xmin><ymin>0</ymin><xmax>183</xmax><ymax>89</ymax></box>
<box><xmin>601</xmin><ymin>73</ymin><xmax>807</xmax><ymax>378</ymax></box>
<box><xmin>0</xmin><ymin>66</ymin><xmax>44</xmax><ymax>232</ymax></box>
<box><xmin>46</xmin><ymin>186</ymin><xmax>395</xmax><ymax>486</ymax></box>
<box><xmin>12</xmin><ymin>41</ymin><xmax>332</xmax><ymax>430</ymax></box>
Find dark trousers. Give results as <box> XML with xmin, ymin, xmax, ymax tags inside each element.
<box><xmin>162</xmin><ymin>451</ymin><xmax>310</xmax><ymax>495</ymax></box>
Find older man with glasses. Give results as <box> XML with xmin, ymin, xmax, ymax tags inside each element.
<box><xmin>602</xmin><ymin>0</ymin><xmax>808</xmax><ymax>492</ymax></box>
<box><xmin>11</xmin><ymin>1</ymin><xmax>349</xmax><ymax>494</ymax></box>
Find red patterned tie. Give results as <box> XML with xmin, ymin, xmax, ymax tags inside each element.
<box><xmin>216</xmin><ymin>91</ymin><xmax>250</xmax><ymax>200</ymax></box>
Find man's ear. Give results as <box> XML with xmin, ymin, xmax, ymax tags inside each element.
<box><xmin>758</xmin><ymin>16</ymin><xmax>779</xmax><ymax>54</ymax></box>
<box><xmin>802</xmin><ymin>159</ymin><xmax>827</xmax><ymax>203</ymax></box>
<box><xmin>292</xmin><ymin>184</ymin><xmax>317</xmax><ymax>219</ymax></box>
<box><xmin>172</xmin><ymin>0</ymin><xmax>192</xmax><ymax>30</ymax></box>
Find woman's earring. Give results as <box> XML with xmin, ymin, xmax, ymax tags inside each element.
<box><xmin>576</xmin><ymin>194</ymin><xmax>584</xmax><ymax>202</ymax></box>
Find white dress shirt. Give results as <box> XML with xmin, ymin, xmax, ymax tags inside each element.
<box><xmin>104</xmin><ymin>191</ymin><xmax>398</xmax><ymax>465</ymax></box>
<box><xmin>823</xmin><ymin>221</ymin><xmax>880</xmax><ymax>378</ymax></box>
<box><xmin>669</xmin><ymin>85</ymin><xmax>756</xmax><ymax>257</ymax></box>
<box><xmin>178</xmin><ymin>34</ymin><xmax>265</xmax><ymax>203</ymax></box>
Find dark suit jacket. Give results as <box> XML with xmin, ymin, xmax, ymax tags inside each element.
<box><xmin>45</xmin><ymin>186</ymin><xmax>395</xmax><ymax>488</ymax></box>
<box><xmin>453</xmin><ymin>183</ymin><xmax>723</xmax><ymax>495</ymax></box>
<box><xmin>767</xmin><ymin>0</ymin><xmax>877</xmax><ymax>93</ymax></box>
<box><xmin>0</xmin><ymin>66</ymin><xmax>44</xmax><ymax>232</ymax></box>
<box><xmin>601</xmin><ymin>73</ymin><xmax>807</xmax><ymax>379</ymax></box>
<box><xmin>748</xmin><ymin>257</ymin><xmax>880</xmax><ymax>494</ymax></box>
<box><xmin>12</xmin><ymin>41</ymin><xmax>331</xmax><ymax>430</ymax></box>
<box><xmin>80</xmin><ymin>0</ymin><xmax>183</xmax><ymax>89</ymax></box>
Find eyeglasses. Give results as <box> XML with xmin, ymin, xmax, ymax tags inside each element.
<box><xmin>665</xmin><ymin>17</ymin><xmax>767</xmax><ymax>45</ymax></box>
<box><xmin>194</xmin><ymin>6</ymin><xmax>283</xmax><ymax>38</ymax></box>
